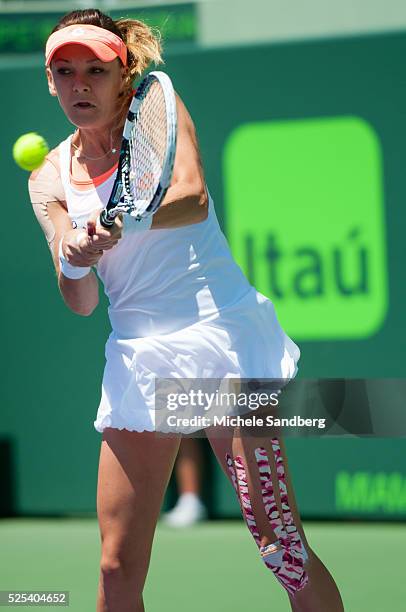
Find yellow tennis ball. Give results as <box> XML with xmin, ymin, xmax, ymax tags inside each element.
<box><xmin>12</xmin><ymin>132</ymin><xmax>49</xmax><ymax>171</ymax></box>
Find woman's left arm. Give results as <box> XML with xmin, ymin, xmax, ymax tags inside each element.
<box><xmin>150</xmin><ymin>93</ymin><xmax>209</xmax><ymax>229</ymax></box>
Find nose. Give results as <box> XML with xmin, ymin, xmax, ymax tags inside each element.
<box><xmin>72</xmin><ymin>78</ymin><xmax>90</xmax><ymax>93</ymax></box>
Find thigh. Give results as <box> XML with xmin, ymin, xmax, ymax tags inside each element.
<box><xmin>97</xmin><ymin>429</ymin><xmax>181</xmax><ymax>575</ymax></box>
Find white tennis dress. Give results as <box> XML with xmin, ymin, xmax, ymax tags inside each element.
<box><xmin>58</xmin><ymin>135</ymin><xmax>300</xmax><ymax>433</ymax></box>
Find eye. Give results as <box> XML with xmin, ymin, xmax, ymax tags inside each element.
<box><xmin>90</xmin><ymin>67</ymin><xmax>105</xmax><ymax>74</ymax></box>
<box><xmin>56</xmin><ymin>68</ymin><xmax>72</xmax><ymax>75</ymax></box>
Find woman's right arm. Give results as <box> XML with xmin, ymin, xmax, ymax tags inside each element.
<box><xmin>29</xmin><ymin>153</ymin><xmax>102</xmax><ymax>316</ymax></box>
<box><xmin>46</xmin><ymin>201</ymin><xmax>101</xmax><ymax>316</ymax></box>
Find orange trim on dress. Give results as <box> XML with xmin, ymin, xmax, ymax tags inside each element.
<box><xmin>70</xmin><ymin>161</ymin><xmax>118</xmax><ymax>191</ymax></box>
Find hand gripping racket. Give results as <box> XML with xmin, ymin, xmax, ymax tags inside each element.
<box><xmin>99</xmin><ymin>71</ymin><xmax>177</xmax><ymax>228</ymax></box>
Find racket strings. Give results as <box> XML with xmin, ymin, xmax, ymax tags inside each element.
<box><xmin>128</xmin><ymin>81</ymin><xmax>168</xmax><ymax>209</ymax></box>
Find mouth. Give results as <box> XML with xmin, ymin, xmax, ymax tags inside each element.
<box><xmin>73</xmin><ymin>102</ymin><xmax>96</xmax><ymax>109</ymax></box>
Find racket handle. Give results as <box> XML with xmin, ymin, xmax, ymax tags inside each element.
<box><xmin>99</xmin><ymin>209</ymin><xmax>116</xmax><ymax>228</ymax></box>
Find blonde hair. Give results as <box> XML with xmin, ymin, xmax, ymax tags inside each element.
<box><xmin>51</xmin><ymin>9</ymin><xmax>163</xmax><ymax>101</ymax></box>
<box><xmin>116</xmin><ymin>18</ymin><xmax>162</xmax><ymax>89</ymax></box>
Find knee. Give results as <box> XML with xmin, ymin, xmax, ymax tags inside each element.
<box><xmin>100</xmin><ymin>556</ymin><xmax>123</xmax><ymax>577</ymax></box>
<box><xmin>260</xmin><ymin>535</ymin><xmax>309</xmax><ymax>596</ymax></box>
<box><xmin>100</xmin><ymin>550</ymin><xmax>146</xmax><ymax>584</ymax></box>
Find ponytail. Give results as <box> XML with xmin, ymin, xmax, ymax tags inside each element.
<box><xmin>116</xmin><ymin>18</ymin><xmax>163</xmax><ymax>88</ymax></box>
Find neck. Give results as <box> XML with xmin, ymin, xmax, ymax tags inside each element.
<box><xmin>72</xmin><ymin>124</ymin><xmax>122</xmax><ymax>157</ymax></box>
<box><xmin>72</xmin><ymin>99</ymin><xmax>129</xmax><ymax>159</ymax></box>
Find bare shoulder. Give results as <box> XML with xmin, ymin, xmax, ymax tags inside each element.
<box><xmin>29</xmin><ymin>146</ymin><xmax>60</xmax><ymax>182</ymax></box>
<box><xmin>28</xmin><ymin>145</ymin><xmax>66</xmax><ymax>208</ymax></box>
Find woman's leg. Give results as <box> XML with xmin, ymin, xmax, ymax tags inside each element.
<box><xmin>96</xmin><ymin>428</ymin><xmax>181</xmax><ymax>612</ymax></box>
<box><xmin>205</xmin><ymin>426</ymin><xmax>344</xmax><ymax>612</ymax></box>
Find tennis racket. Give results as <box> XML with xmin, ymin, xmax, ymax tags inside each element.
<box><xmin>99</xmin><ymin>71</ymin><xmax>177</xmax><ymax>228</ymax></box>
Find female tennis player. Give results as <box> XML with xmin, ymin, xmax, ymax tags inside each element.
<box><xmin>29</xmin><ymin>8</ymin><xmax>344</xmax><ymax>612</ymax></box>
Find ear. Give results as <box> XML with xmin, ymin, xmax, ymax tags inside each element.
<box><xmin>46</xmin><ymin>67</ymin><xmax>58</xmax><ymax>97</ymax></box>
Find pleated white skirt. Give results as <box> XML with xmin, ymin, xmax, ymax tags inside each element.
<box><xmin>94</xmin><ymin>289</ymin><xmax>300</xmax><ymax>434</ymax></box>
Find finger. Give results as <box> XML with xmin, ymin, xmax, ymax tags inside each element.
<box><xmin>89</xmin><ymin>230</ymin><xmax>111</xmax><ymax>243</ymax></box>
<box><xmin>89</xmin><ymin>237</ymin><xmax>118</xmax><ymax>249</ymax></box>
<box><xmin>100</xmin><ymin>242</ymin><xmax>118</xmax><ymax>251</ymax></box>
<box><xmin>82</xmin><ymin>248</ymin><xmax>103</xmax><ymax>257</ymax></box>
<box><xmin>87</xmin><ymin>220</ymin><xmax>97</xmax><ymax>237</ymax></box>
<box><xmin>64</xmin><ymin>248</ymin><xmax>74</xmax><ymax>262</ymax></box>
<box><xmin>76</xmin><ymin>230</ymin><xmax>89</xmax><ymax>248</ymax></box>
<box><xmin>115</xmin><ymin>215</ymin><xmax>124</xmax><ymax>230</ymax></box>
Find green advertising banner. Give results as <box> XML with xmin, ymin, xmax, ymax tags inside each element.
<box><xmin>0</xmin><ymin>3</ymin><xmax>197</xmax><ymax>54</ymax></box>
<box><xmin>224</xmin><ymin>116</ymin><xmax>388</xmax><ymax>341</ymax></box>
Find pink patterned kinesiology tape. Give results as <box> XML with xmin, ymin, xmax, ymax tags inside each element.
<box><xmin>226</xmin><ymin>454</ymin><xmax>260</xmax><ymax>543</ymax></box>
<box><xmin>226</xmin><ymin>438</ymin><xmax>308</xmax><ymax>595</ymax></box>
<box><xmin>256</xmin><ymin>440</ymin><xmax>308</xmax><ymax>594</ymax></box>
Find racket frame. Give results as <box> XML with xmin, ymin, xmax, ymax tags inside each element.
<box><xmin>100</xmin><ymin>71</ymin><xmax>177</xmax><ymax>228</ymax></box>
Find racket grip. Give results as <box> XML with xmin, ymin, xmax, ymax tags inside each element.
<box><xmin>99</xmin><ymin>209</ymin><xmax>116</xmax><ymax>228</ymax></box>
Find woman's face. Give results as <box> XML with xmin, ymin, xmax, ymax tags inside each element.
<box><xmin>47</xmin><ymin>44</ymin><xmax>126</xmax><ymax>129</ymax></box>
